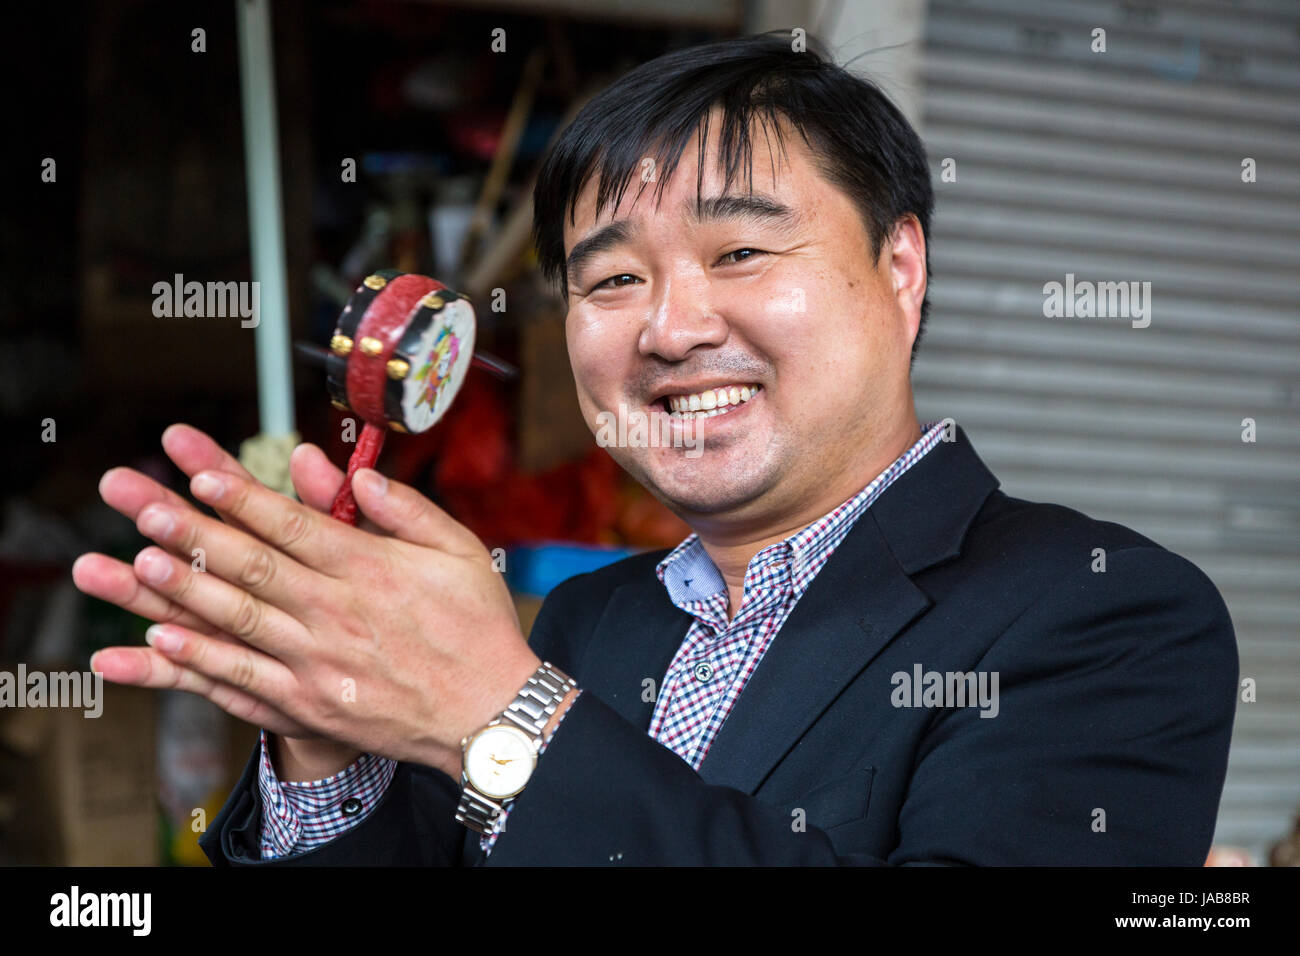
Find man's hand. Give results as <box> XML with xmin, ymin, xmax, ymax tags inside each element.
<box><xmin>74</xmin><ymin>426</ymin><xmax>369</xmax><ymax>778</ymax></box>
<box><xmin>75</xmin><ymin>426</ymin><xmax>330</xmax><ymax>738</ymax></box>
<box><xmin>74</xmin><ymin>424</ymin><xmax>540</xmax><ymax>780</ymax></box>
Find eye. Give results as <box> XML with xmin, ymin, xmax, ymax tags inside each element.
<box><xmin>718</xmin><ymin>248</ymin><xmax>766</xmax><ymax>265</ymax></box>
<box><xmin>590</xmin><ymin>273</ymin><xmax>641</xmax><ymax>293</ymax></box>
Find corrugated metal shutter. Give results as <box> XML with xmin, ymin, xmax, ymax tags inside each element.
<box><xmin>915</xmin><ymin>0</ymin><xmax>1300</xmax><ymax>860</ymax></box>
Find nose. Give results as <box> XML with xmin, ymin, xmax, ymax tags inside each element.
<box><xmin>638</xmin><ymin>269</ymin><xmax>729</xmax><ymax>362</ymax></box>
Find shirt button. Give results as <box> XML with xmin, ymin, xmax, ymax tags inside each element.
<box><xmin>693</xmin><ymin>662</ymin><xmax>714</xmax><ymax>683</ymax></box>
<box><xmin>340</xmin><ymin>797</ymin><xmax>363</xmax><ymax>816</ymax></box>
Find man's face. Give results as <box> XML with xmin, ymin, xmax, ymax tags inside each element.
<box><xmin>562</xmin><ymin>115</ymin><xmax>923</xmax><ymax>531</ymax></box>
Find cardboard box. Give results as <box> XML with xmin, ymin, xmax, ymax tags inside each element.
<box><xmin>1</xmin><ymin>679</ymin><xmax>158</xmax><ymax>865</ymax></box>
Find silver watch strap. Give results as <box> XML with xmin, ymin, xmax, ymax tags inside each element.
<box><xmin>456</xmin><ymin>661</ymin><xmax>575</xmax><ymax>835</ymax></box>
<box><xmin>497</xmin><ymin>661</ymin><xmax>576</xmax><ymax>741</ymax></box>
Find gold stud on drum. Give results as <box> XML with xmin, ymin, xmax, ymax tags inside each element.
<box><xmin>363</xmin><ymin>274</ymin><xmax>387</xmax><ymax>291</ymax></box>
<box><xmin>419</xmin><ymin>293</ymin><xmax>445</xmax><ymax>310</ymax></box>
<box><xmin>386</xmin><ymin>358</ymin><xmax>410</xmax><ymax>380</ymax></box>
<box><xmin>358</xmin><ymin>336</ymin><xmax>383</xmax><ymax>357</ymax></box>
<box><xmin>330</xmin><ymin>334</ymin><xmax>353</xmax><ymax>356</ymax></box>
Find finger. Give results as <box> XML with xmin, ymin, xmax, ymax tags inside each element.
<box><xmin>74</xmin><ymin>552</ymin><xmax>281</xmax><ymax>661</ymax></box>
<box><xmin>72</xmin><ymin>552</ymin><xmax>222</xmax><ymax>637</ymax></box>
<box><xmin>158</xmin><ymin>424</ymin><xmax>266</xmax><ymax>535</ymax></box>
<box><xmin>99</xmin><ymin>464</ymin><xmax>266</xmax><ymax>542</ymax></box>
<box><xmin>99</xmin><ymin>424</ymin><xmax>261</xmax><ymax>534</ymax></box>
<box><xmin>132</xmin><ymin>545</ymin><xmax>307</xmax><ymax>660</ymax></box>
<box><xmin>134</xmin><ymin>497</ymin><xmax>327</xmax><ymax>619</ymax></box>
<box><xmin>352</xmin><ymin>469</ymin><xmax>477</xmax><ymax>552</ymax></box>
<box><xmin>290</xmin><ymin>442</ymin><xmax>386</xmax><ymax>534</ymax></box>
<box><xmin>99</xmin><ymin>467</ymin><xmax>211</xmax><ymax>525</ymax></box>
<box><xmin>141</xmin><ymin>622</ymin><xmax>297</xmax><ymax>711</ymax></box>
<box><xmin>161</xmin><ymin>423</ymin><xmax>258</xmax><ymax>484</ymax></box>
<box><xmin>155</xmin><ymin>432</ymin><xmax>372</xmax><ymax>533</ymax></box>
<box><xmin>91</xmin><ymin>643</ymin><xmax>310</xmax><ymax>738</ymax></box>
<box><xmin>188</xmin><ymin>468</ymin><xmax>360</xmax><ymax>577</ymax></box>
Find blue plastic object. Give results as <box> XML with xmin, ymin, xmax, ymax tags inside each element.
<box><xmin>505</xmin><ymin>543</ymin><xmax>643</xmax><ymax>598</ymax></box>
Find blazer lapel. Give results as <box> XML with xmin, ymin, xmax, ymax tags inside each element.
<box><xmin>575</xmin><ymin>575</ymin><xmax>693</xmax><ymax>729</ymax></box>
<box><xmin>694</xmin><ymin>511</ymin><xmax>928</xmax><ymax>791</ymax></box>
<box><xmin>696</xmin><ymin>425</ymin><xmax>1001</xmax><ymax>793</ymax></box>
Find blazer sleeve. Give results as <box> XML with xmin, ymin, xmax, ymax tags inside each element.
<box><xmin>198</xmin><ymin>740</ymin><xmax>467</xmax><ymax>866</ymax></box>
<box><xmin>889</xmin><ymin>546</ymin><xmax>1238</xmax><ymax>865</ymax></box>
<box><xmin>484</xmin><ymin>546</ymin><xmax>1238</xmax><ymax>865</ymax></box>
<box><xmin>198</xmin><ymin>571</ymin><xmax>600</xmax><ymax>867</ymax></box>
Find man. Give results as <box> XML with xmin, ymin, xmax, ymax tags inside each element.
<box><xmin>74</xmin><ymin>33</ymin><xmax>1237</xmax><ymax>865</ymax></box>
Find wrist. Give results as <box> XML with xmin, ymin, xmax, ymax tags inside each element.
<box><xmin>455</xmin><ymin>662</ymin><xmax>577</xmax><ymax>835</ymax></box>
<box><xmin>270</xmin><ymin>733</ymin><xmax>364</xmax><ymax>782</ymax></box>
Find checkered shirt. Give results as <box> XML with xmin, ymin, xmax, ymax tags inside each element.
<box><xmin>255</xmin><ymin>698</ymin><xmax>578</xmax><ymax>860</ymax></box>
<box><xmin>648</xmin><ymin>420</ymin><xmax>947</xmax><ymax>768</ymax></box>
<box><xmin>256</xmin><ymin>727</ymin><xmax>397</xmax><ymax>859</ymax></box>
<box><xmin>257</xmin><ymin>420</ymin><xmax>948</xmax><ymax>859</ymax></box>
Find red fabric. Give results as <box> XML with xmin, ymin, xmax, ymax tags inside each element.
<box><xmin>323</xmin><ymin>370</ymin><xmax>683</xmax><ymax>547</ymax></box>
<box><xmin>427</xmin><ymin>375</ymin><xmax>621</xmax><ymax>547</ymax></box>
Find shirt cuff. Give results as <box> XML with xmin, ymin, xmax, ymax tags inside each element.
<box><xmin>257</xmin><ymin>728</ymin><xmax>398</xmax><ymax>860</ymax></box>
<box><xmin>479</xmin><ymin>688</ymin><xmax>583</xmax><ymax>857</ymax></box>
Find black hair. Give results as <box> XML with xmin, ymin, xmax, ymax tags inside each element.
<box><xmin>531</xmin><ymin>30</ymin><xmax>935</xmax><ymax>361</ymax></box>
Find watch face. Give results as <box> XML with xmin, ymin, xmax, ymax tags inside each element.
<box><xmin>465</xmin><ymin>725</ymin><xmax>537</xmax><ymax>799</ymax></box>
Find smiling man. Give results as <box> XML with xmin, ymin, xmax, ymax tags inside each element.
<box><xmin>561</xmin><ymin>152</ymin><xmax>927</xmax><ymax>615</ymax></box>
<box><xmin>74</xmin><ymin>32</ymin><xmax>1237</xmax><ymax>866</ymax></box>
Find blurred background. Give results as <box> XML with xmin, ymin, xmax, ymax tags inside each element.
<box><xmin>1</xmin><ymin>0</ymin><xmax>1295</xmax><ymax>866</ymax></box>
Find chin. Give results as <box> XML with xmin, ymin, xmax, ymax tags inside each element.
<box><xmin>636</xmin><ymin>451</ymin><xmax>781</xmax><ymax>519</ymax></box>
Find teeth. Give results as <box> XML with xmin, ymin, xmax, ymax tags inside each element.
<box><xmin>665</xmin><ymin>384</ymin><xmax>762</xmax><ymax>417</ymax></box>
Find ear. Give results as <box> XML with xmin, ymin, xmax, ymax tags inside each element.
<box><xmin>887</xmin><ymin>214</ymin><xmax>927</xmax><ymax>349</ymax></box>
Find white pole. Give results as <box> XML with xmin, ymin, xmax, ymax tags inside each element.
<box><xmin>235</xmin><ymin>0</ymin><xmax>295</xmax><ymax>438</ymax></box>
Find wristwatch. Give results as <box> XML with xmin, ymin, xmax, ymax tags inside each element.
<box><xmin>455</xmin><ymin>661</ymin><xmax>576</xmax><ymax>835</ymax></box>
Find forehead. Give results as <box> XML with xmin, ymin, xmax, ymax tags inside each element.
<box><xmin>563</xmin><ymin>112</ymin><xmax>821</xmax><ymax>245</ymax></box>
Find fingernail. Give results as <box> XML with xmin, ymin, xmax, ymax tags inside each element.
<box><xmin>138</xmin><ymin>551</ymin><xmax>171</xmax><ymax>585</ymax></box>
<box><xmin>145</xmin><ymin>624</ymin><xmax>182</xmax><ymax>652</ymax></box>
<box><xmin>138</xmin><ymin>506</ymin><xmax>175</xmax><ymax>540</ymax></box>
<box><xmin>192</xmin><ymin>472</ymin><xmax>226</xmax><ymax>501</ymax></box>
<box><xmin>360</xmin><ymin>470</ymin><xmax>387</xmax><ymax>496</ymax></box>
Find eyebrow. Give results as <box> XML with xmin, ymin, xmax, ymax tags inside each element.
<box><xmin>564</xmin><ymin>193</ymin><xmax>800</xmax><ymax>286</ymax></box>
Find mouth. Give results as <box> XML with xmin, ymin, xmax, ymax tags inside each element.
<box><xmin>654</xmin><ymin>383</ymin><xmax>764</xmax><ymax>420</ymax></box>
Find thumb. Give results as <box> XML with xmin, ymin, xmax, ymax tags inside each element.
<box><xmin>291</xmin><ymin>445</ymin><xmax>386</xmax><ymax>534</ymax></box>
<box><xmin>289</xmin><ymin>442</ymin><xmax>345</xmax><ymax>513</ymax></box>
<box><xmin>352</xmin><ymin>468</ymin><xmax>473</xmax><ymax>551</ymax></box>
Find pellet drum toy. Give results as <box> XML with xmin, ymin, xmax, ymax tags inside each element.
<box><xmin>324</xmin><ymin>270</ymin><xmax>476</xmax><ymax>524</ymax></box>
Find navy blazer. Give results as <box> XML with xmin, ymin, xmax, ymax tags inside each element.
<box><xmin>200</xmin><ymin>426</ymin><xmax>1238</xmax><ymax>866</ymax></box>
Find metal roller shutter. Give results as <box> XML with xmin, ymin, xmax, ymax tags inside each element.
<box><xmin>916</xmin><ymin>0</ymin><xmax>1300</xmax><ymax>860</ymax></box>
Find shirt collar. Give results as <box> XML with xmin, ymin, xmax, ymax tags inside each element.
<box><xmin>655</xmin><ymin>419</ymin><xmax>951</xmax><ymax>611</ymax></box>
